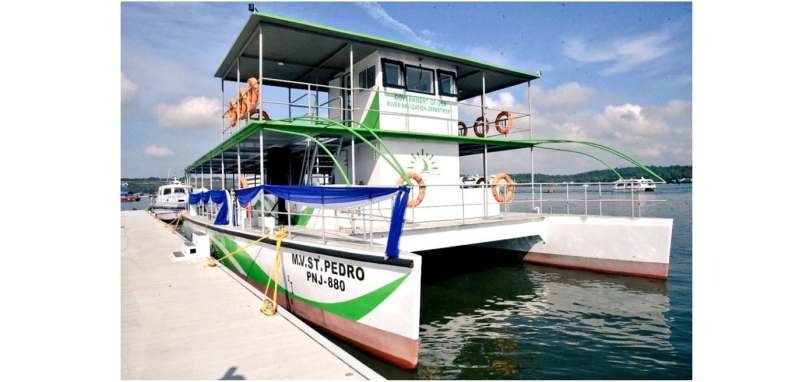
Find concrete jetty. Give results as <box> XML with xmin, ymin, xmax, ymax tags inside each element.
<box><xmin>121</xmin><ymin>210</ymin><xmax>382</xmax><ymax>380</ymax></box>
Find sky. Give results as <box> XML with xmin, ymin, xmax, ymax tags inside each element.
<box><xmin>121</xmin><ymin>1</ymin><xmax>692</xmax><ymax>178</ymax></box>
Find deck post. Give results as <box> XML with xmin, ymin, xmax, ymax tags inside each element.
<box><xmin>528</xmin><ymin>80</ymin><xmax>535</xmax><ymax>212</ymax></box>
<box><xmin>237</xmin><ymin>144</ymin><xmax>241</xmax><ymax>186</ymax></box>
<box><xmin>236</xmin><ymin>57</ymin><xmax>241</xmax><ymax>131</ymax></box>
<box><xmin>260</xmin><ymin>130</ymin><xmax>265</xmax><ymax>233</ymax></box>
<box><xmin>221</xmin><ymin>79</ymin><xmax>225</xmax><ymax>142</ymax></box>
<box><xmin>349</xmin><ymin>44</ymin><xmax>356</xmax><ymax>184</ymax></box>
<box><xmin>481</xmin><ymin>72</ymin><xmax>488</xmax><ymax>218</ymax></box>
<box><xmin>221</xmin><ymin>154</ymin><xmax>225</xmax><ymax>190</ymax></box>
<box><xmin>288</xmin><ymin>88</ymin><xmax>292</xmax><ymax>119</ymax></box>
<box><xmin>259</xmin><ymin>24</ymin><xmax>263</xmax><ymax>121</ymax></box>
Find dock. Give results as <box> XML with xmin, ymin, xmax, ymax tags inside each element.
<box><xmin>121</xmin><ymin>210</ymin><xmax>383</xmax><ymax>380</ymax></box>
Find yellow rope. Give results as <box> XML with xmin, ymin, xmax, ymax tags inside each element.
<box><xmin>204</xmin><ymin>229</ymin><xmax>275</xmax><ymax>267</ymax></box>
<box><xmin>261</xmin><ymin>228</ymin><xmax>288</xmax><ymax>316</ymax></box>
<box><xmin>154</xmin><ymin>211</ymin><xmax>184</xmax><ymax>235</ymax></box>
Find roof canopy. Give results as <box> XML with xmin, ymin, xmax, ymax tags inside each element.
<box><xmin>215</xmin><ymin>12</ymin><xmax>540</xmax><ymax>100</ymax></box>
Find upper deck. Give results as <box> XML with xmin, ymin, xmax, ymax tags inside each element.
<box><xmin>182</xmin><ymin>8</ymin><xmax>665</xmax><ymax>211</ymax></box>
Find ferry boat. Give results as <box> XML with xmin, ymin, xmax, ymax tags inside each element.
<box><xmin>177</xmin><ymin>9</ymin><xmax>674</xmax><ymax>369</ymax></box>
<box><xmin>614</xmin><ymin>177</ymin><xmax>657</xmax><ymax>192</ymax></box>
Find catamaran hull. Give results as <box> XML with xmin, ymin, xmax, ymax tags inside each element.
<box><xmin>478</xmin><ymin>215</ymin><xmax>673</xmax><ymax>279</ymax></box>
<box><xmin>182</xmin><ymin>217</ymin><xmax>422</xmax><ymax>369</ymax></box>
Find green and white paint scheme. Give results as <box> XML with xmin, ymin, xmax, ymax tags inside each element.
<box><xmin>182</xmin><ymin>216</ymin><xmax>422</xmax><ymax>368</ymax></box>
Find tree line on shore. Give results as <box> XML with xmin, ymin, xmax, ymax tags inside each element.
<box><xmin>510</xmin><ymin>165</ymin><xmax>692</xmax><ymax>184</ymax></box>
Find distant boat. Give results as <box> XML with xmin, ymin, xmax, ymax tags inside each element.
<box><xmin>121</xmin><ymin>182</ymin><xmax>140</xmax><ymax>202</ymax></box>
<box><xmin>677</xmin><ymin>177</ymin><xmax>692</xmax><ymax>184</ymax></box>
<box><xmin>614</xmin><ymin>177</ymin><xmax>657</xmax><ymax>192</ymax></box>
<box><xmin>150</xmin><ymin>177</ymin><xmax>191</xmax><ymax>222</ymax></box>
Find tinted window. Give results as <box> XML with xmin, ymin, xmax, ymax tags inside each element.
<box><xmin>382</xmin><ymin>60</ymin><xmax>404</xmax><ymax>88</ymax></box>
<box><xmin>438</xmin><ymin>70</ymin><xmax>457</xmax><ymax>97</ymax></box>
<box><xmin>163</xmin><ymin>188</ymin><xmax>172</xmax><ymax>195</ymax></box>
<box><xmin>405</xmin><ymin>66</ymin><xmax>434</xmax><ymax>94</ymax></box>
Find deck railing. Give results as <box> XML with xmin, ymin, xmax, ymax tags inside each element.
<box><xmin>221</xmin><ymin>76</ymin><xmax>532</xmax><ymax>140</ymax></box>
<box><xmin>190</xmin><ymin>180</ymin><xmax>666</xmax><ymax>251</ymax></box>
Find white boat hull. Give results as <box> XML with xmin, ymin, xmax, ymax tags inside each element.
<box><xmin>181</xmin><ymin>216</ymin><xmax>423</xmax><ymax>369</ymax></box>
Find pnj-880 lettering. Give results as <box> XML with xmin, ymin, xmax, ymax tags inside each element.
<box><xmin>307</xmin><ymin>271</ymin><xmax>346</xmax><ymax>291</ymax></box>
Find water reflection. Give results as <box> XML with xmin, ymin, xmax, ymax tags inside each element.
<box><xmin>397</xmin><ymin>258</ymin><xmax>674</xmax><ymax>379</ymax></box>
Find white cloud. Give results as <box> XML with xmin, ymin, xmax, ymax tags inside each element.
<box><xmin>529</xmin><ymin>82</ymin><xmax>596</xmax><ymax>112</ymax></box>
<box><xmin>122</xmin><ymin>72</ymin><xmax>138</xmax><ymax>103</ymax></box>
<box><xmin>356</xmin><ymin>2</ymin><xmax>434</xmax><ymax>47</ymax></box>
<box><xmin>563</xmin><ymin>29</ymin><xmax>676</xmax><ymax>75</ymax></box>
<box><xmin>461</xmin><ymin>92</ymin><xmax>692</xmax><ymax>174</ymax></box>
<box><xmin>144</xmin><ymin>145</ymin><xmax>174</xmax><ymax>157</ymax></box>
<box><xmin>460</xmin><ymin>82</ymin><xmax>597</xmax><ymax>132</ymax></box>
<box><xmin>155</xmin><ymin>96</ymin><xmax>221</xmax><ymax>129</ymax></box>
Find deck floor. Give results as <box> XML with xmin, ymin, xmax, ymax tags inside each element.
<box><xmin>121</xmin><ymin>210</ymin><xmax>380</xmax><ymax>380</ymax></box>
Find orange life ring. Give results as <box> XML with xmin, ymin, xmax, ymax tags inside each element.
<box><xmin>491</xmin><ymin>172</ymin><xmax>515</xmax><ymax>202</ymax></box>
<box><xmin>473</xmin><ymin>116</ymin><xmax>489</xmax><ymax>137</ymax></box>
<box><xmin>458</xmin><ymin>121</ymin><xmax>468</xmax><ymax>136</ymax></box>
<box><xmin>228</xmin><ymin>98</ymin><xmax>239</xmax><ymax>127</ymax></box>
<box><xmin>495</xmin><ymin>111</ymin><xmax>512</xmax><ymax>135</ymax></box>
<box><xmin>397</xmin><ymin>172</ymin><xmax>426</xmax><ymax>208</ymax></box>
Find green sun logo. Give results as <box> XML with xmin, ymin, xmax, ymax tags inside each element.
<box><xmin>407</xmin><ymin>148</ymin><xmax>438</xmax><ymax>174</ymax></box>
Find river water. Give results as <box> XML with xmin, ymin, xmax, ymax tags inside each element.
<box><xmin>339</xmin><ymin>184</ymin><xmax>692</xmax><ymax>379</ymax></box>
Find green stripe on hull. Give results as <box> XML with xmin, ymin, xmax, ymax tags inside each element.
<box><xmin>212</xmin><ymin>234</ymin><xmax>407</xmax><ymax>321</ymax></box>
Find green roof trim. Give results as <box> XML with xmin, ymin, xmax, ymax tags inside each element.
<box><xmin>216</xmin><ymin>11</ymin><xmax>541</xmax><ymax>82</ymax></box>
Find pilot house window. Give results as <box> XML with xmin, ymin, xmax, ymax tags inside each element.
<box><xmin>382</xmin><ymin>59</ymin><xmax>404</xmax><ymax>88</ymax></box>
<box><xmin>437</xmin><ymin>70</ymin><xmax>457</xmax><ymax>97</ymax></box>
<box><xmin>405</xmin><ymin>65</ymin><xmax>434</xmax><ymax>95</ymax></box>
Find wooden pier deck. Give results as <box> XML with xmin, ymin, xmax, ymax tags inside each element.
<box><xmin>121</xmin><ymin>210</ymin><xmax>382</xmax><ymax>380</ymax></box>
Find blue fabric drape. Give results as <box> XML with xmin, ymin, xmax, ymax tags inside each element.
<box><xmin>385</xmin><ymin>186</ymin><xmax>409</xmax><ymax>259</ymax></box>
<box><xmin>209</xmin><ymin>190</ymin><xmax>229</xmax><ymax>225</ymax></box>
<box><xmin>262</xmin><ymin>185</ymin><xmax>400</xmax><ymax>208</ymax></box>
<box><xmin>200</xmin><ymin>191</ymin><xmax>211</xmax><ymax>204</ymax></box>
<box><xmin>188</xmin><ymin>192</ymin><xmax>202</xmax><ymax>205</ymax></box>
<box><xmin>235</xmin><ymin>186</ymin><xmax>262</xmax><ymax>206</ymax></box>
<box><xmin>259</xmin><ymin>185</ymin><xmax>408</xmax><ymax>259</ymax></box>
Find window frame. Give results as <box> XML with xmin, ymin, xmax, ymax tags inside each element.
<box><xmin>404</xmin><ymin>64</ymin><xmax>436</xmax><ymax>95</ymax></box>
<box><xmin>436</xmin><ymin>69</ymin><xmax>458</xmax><ymax>97</ymax></box>
<box><xmin>381</xmin><ymin>58</ymin><xmax>406</xmax><ymax>90</ymax></box>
